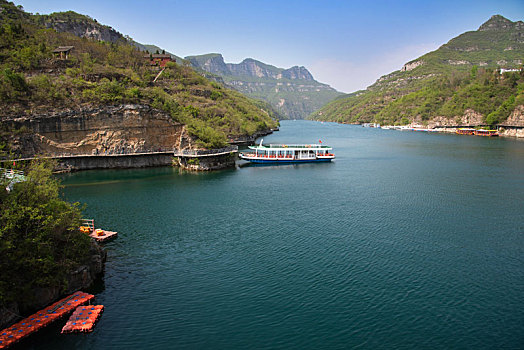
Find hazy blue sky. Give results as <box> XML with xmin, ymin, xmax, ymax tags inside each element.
<box><xmin>14</xmin><ymin>0</ymin><xmax>524</xmax><ymax>93</ymax></box>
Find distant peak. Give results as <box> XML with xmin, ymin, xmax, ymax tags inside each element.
<box><xmin>478</xmin><ymin>15</ymin><xmax>515</xmax><ymax>31</ymax></box>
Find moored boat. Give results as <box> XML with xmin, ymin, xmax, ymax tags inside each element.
<box><xmin>456</xmin><ymin>128</ymin><xmax>476</xmax><ymax>135</ymax></box>
<box><xmin>239</xmin><ymin>141</ymin><xmax>335</xmax><ymax>164</ymax></box>
<box><xmin>474</xmin><ymin>129</ymin><xmax>499</xmax><ymax>137</ymax></box>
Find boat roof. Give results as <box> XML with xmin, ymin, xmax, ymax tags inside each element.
<box><xmin>248</xmin><ymin>144</ymin><xmax>332</xmax><ymax>150</ymax></box>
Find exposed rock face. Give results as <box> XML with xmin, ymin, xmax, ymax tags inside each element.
<box><xmin>228</xmin><ymin>58</ymin><xmax>279</xmax><ymax>78</ymax></box>
<box><xmin>422</xmin><ymin>107</ymin><xmax>524</xmax><ymax>138</ymax></box>
<box><xmin>0</xmin><ymin>303</ymin><xmax>19</xmax><ymax>330</ymax></box>
<box><xmin>5</xmin><ymin>104</ymin><xmax>188</xmax><ymax>158</ymax></box>
<box><xmin>401</xmin><ymin>60</ymin><xmax>424</xmax><ymax>72</ymax></box>
<box><xmin>281</xmin><ymin>66</ymin><xmax>314</xmax><ymax>80</ymax></box>
<box><xmin>448</xmin><ymin>60</ymin><xmax>470</xmax><ymax>65</ymax></box>
<box><xmin>188</xmin><ymin>55</ymin><xmax>315</xmax><ymax>81</ymax></box>
<box><xmin>427</xmin><ymin>109</ymin><xmax>485</xmax><ymax>128</ymax></box>
<box><xmin>42</xmin><ymin>14</ymin><xmax>124</xmax><ymax>43</ymax></box>
<box><xmin>197</xmin><ymin>54</ymin><xmax>231</xmax><ymax>76</ymax></box>
<box><xmin>478</xmin><ymin>15</ymin><xmax>524</xmax><ymax>31</ymax></box>
<box><xmin>501</xmin><ymin>105</ymin><xmax>524</xmax><ymax>127</ymax></box>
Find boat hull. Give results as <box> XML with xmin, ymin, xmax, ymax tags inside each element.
<box><xmin>239</xmin><ymin>155</ymin><xmax>333</xmax><ymax>164</ymax></box>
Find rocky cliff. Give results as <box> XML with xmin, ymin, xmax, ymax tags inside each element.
<box><xmin>225</xmin><ymin>58</ymin><xmax>314</xmax><ymax>81</ymax></box>
<box><xmin>186</xmin><ymin>53</ymin><xmax>341</xmax><ymax>119</ymax></box>
<box><xmin>478</xmin><ymin>14</ymin><xmax>524</xmax><ymax>31</ymax></box>
<box><xmin>36</xmin><ymin>11</ymin><xmax>124</xmax><ymax>43</ymax></box>
<box><xmin>4</xmin><ymin>104</ymin><xmax>193</xmax><ymax>158</ymax></box>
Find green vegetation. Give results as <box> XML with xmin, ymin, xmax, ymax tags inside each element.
<box><xmin>314</xmin><ymin>68</ymin><xmax>524</xmax><ymax>126</ymax></box>
<box><xmin>0</xmin><ymin>160</ymin><xmax>92</xmax><ymax>308</ymax></box>
<box><xmin>311</xmin><ymin>15</ymin><xmax>524</xmax><ymax>126</ymax></box>
<box><xmin>0</xmin><ymin>0</ymin><xmax>278</xmax><ymax>149</ymax></box>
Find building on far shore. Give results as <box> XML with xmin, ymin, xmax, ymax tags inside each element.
<box><xmin>500</xmin><ymin>68</ymin><xmax>522</xmax><ymax>74</ymax></box>
<box><xmin>144</xmin><ymin>54</ymin><xmax>175</xmax><ymax>67</ymax></box>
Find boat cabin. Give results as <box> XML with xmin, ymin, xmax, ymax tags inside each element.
<box><xmin>239</xmin><ymin>143</ymin><xmax>335</xmax><ymax>163</ymax></box>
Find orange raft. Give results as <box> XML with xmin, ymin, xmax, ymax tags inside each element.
<box><xmin>61</xmin><ymin>305</ymin><xmax>104</xmax><ymax>333</ymax></box>
<box><xmin>80</xmin><ymin>219</ymin><xmax>117</xmax><ymax>243</ymax></box>
<box><xmin>88</xmin><ymin>229</ymin><xmax>118</xmax><ymax>243</ymax></box>
<box><xmin>0</xmin><ymin>291</ymin><xmax>94</xmax><ymax>349</ymax></box>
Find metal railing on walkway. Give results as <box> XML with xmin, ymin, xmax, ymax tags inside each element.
<box><xmin>173</xmin><ymin>146</ymin><xmax>238</xmax><ymax>157</ymax></box>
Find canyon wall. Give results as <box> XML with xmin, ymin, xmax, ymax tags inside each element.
<box><xmin>5</xmin><ymin>104</ymin><xmax>191</xmax><ymax>158</ymax></box>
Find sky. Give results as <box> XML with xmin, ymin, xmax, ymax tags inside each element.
<box><xmin>14</xmin><ymin>0</ymin><xmax>524</xmax><ymax>93</ymax></box>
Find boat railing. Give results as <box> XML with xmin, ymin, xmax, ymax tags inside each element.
<box><xmin>0</xmin><ymin>168</ymin><xmax>25</xmax><ymax>179</ymax></box>
<box><xmin>256</xmin><ymin>144</ymin><xmax>330</xmax><ymax>149</ymax></box>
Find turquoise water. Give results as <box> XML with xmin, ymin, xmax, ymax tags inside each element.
<box><xmin>30</xmin><ymin>121</ymin><xmax>524</xmax><ymax>349</ymax></box>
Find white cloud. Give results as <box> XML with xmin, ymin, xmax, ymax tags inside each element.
<box><xmin>309</xmin><ymin>43</ymin><xmax>440</xmax><ymax>93</ymax></box>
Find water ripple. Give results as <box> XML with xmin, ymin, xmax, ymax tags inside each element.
<box><xmin>43</xmin><ymin>121</ymin><xmax>524</xmax><ymax>350</ymax></box>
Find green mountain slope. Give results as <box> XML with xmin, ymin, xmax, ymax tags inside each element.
<box><xmin>33</xmin><ymin>10</ymin><xmax>184</xmax><ymax>62</ymax></box>
<box><xmin>311</xmin><ymin>15</ymin><xmax>524</xmax><ymax>126</ymax></box>
<box><xmin>0</xmin><ymin>1</ymin><xmax>278</xmax><ymax>150</ymax></box>
<box><xmin>186</xmin><ymin>53</ymin><xmax>342</xmax><ymax>119</ymax></box>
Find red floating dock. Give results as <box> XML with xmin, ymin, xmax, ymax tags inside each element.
<box><xmin>0</xmin><ymin>291</ymin><xmax>94</xmax><ymax>349</ymax></box>
<box><xmin>61</xmin><ymin>305</ymin><xmax>104</xmax><ymax>333</ymax></box>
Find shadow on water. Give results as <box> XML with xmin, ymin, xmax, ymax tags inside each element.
<box><xmin>59</xmin><ymin>166</ymin><xmax>237</xmax><ymax>188</ymax></box>
<box><xmin>84</xmin><ymin>269</ymin><xmax>106</xmax><ymax>296</ymax></box>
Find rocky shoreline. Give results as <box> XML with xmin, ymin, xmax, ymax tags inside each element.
<box><xmin>335</xmin><ymin>107</ymin><xmax>524</xmax><ymax>138</ymax></box>
<box><xmin>2</xmin><ymin>104</ymin><xmax>280</xmax><ymax>171</ymax></box>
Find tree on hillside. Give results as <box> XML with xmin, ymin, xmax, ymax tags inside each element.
<box><xmin>0</xmin><ymin>160</ymin><xmax>92</xmax><ymax>308</ymax></box>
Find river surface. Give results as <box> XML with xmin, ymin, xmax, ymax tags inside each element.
<box><xmin>30</xmin><ymin>121</ymin><xmax>523</xmax><ymax>349</ymax></box>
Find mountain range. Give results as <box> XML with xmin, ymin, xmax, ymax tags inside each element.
<box><xmin>186</xmin><ymin>54</ymin><xmax>342</xmax><ymax>119</ymax></box>
<box><xmin>311</xmin><ymin>15</ymin><xmax>524</xmax><ymax>127</ymax></box>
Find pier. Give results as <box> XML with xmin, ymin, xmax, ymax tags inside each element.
<box><xmin>80</xmin><ymin>219</ymin><xmax>118</xmax><ymax>243</ymax></box>
<box><xmin>0</xmin><ymin>150</ymin><xmax>175</xmax><ymax>172</ymax></box>
<box><xmin>61</xmin><ymin>305</ymin><xmax>104</xmax><ymax>334</ymax></box>
<box><xmin>0</xmin><ymin>146</ymin><xmax>241</xmax><ymax>172</ymax></box>
<box><xmin>0</xmin><ymin>291</ymin><xmax>94</xmax><ymax>349</ymax></box>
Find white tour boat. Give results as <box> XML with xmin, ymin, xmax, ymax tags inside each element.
<box><xmin>239</xmin><ymin>140</ymin><xmax>335</xmax><ymax>164</ymax></box>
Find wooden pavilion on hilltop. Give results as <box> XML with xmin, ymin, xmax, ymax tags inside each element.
<box><xmin>53</xmin><ymin>46</ymin><xmax>74</xmax><ymax>60</ymax></box>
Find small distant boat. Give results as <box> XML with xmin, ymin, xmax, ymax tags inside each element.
<box><xmin>456</xmin><ymin>128</ymin><xmax>476</xmax><ymax>135</ymax></box>
<box><xmin>362</xmin><ymin>123</ymin><xmax>380</xmax><ymax>128</ymax></box>
<box><xmin>474</xmin><ymin>129</ymin><xmax>499</xmax><ymax>137</ymax></box>
<box><xmin>239</xmin><ymin>140</ymin><xmax>335</xmax><ymax>164</ymax></box>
